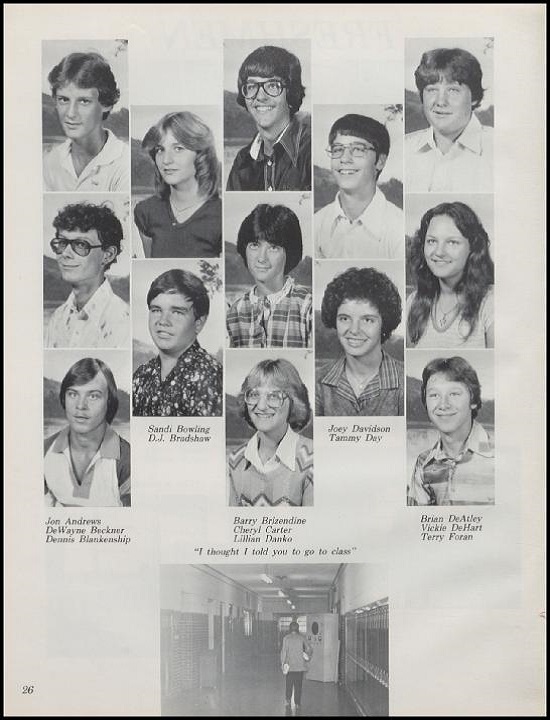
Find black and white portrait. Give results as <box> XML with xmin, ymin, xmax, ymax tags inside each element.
<box><xmin>315</xmin><ymin>260</ymin><xmax>404</xmax><ymax>417</ymax></box>
<box><xmin>131</xmin><ymin>105</ymin><xmax>222</xmax><ymax>258</ymax></box>
<box><xmin>42</xmin><ymin>39</ymin><xmax>129</xmax><ymax>192</ymax></box>
<box><xmin>224</xmin><ymin>39</ymin><xmax>312</xmax><ymax>192</ymax></box>
<box><xmin>406</xmin><ymin>349</ymin><xmax>495</xmax><ymax>506</ymax></box>
<box><xmin>132</xmin><ymin>258</ymin><xmax>224</xmax><ymax>417</ymax></box>
<box><xmin>225</xmin><ymin>192</ymin><xmax>313</xmax><ymax>348</ymax></box>
<box><xmin>314</xmin><ymin>104</ymin><xmax>404</xmax><ymax>260</ymax></box>
<box><xmin>404</xmin><ymin>37</ymin><xmax>494</xmax><ymax>192</ymax></box>
<box><xmin>43</xmin><ymin>348</ymin><xmax>130</xmax><ymax>507</ymax></box>
<box><xmin>43</xmin><ymin>193</ymin><xmax>131</xmax><ymax>348</ymax></box>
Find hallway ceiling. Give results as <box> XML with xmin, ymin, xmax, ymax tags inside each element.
<box><xmin>207</xmin><ymin>564</ymin><xmax>342</xmax><ymax>601</ymax></box>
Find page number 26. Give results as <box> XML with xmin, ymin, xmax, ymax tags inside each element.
<box><xmin>22</xmin><ymin>685</ymin><xmax>35</xmax><ymax>694</ymax></box>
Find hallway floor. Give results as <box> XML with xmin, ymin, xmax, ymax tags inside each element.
<box><xmin>162</xmin><ymin>654</ymin><xmax>359</xmax><ymax>716</ymax></box>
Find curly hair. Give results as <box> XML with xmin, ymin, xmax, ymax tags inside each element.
<box><xmin>407</xmin><ymin>202</ymin><xmax>494</xmax><ymax>345</ymax></box>
<box><xmin>142</xmin><ymin>111</ymin><xmax>220</xmax><ymax>200</ymax></box>
<box><xmin>236</xmin><ymin>45</ymin><xmax>305</xmax><ymax>116</ymax></box>
<box><xmin>60</xmin><ymin>357</ymin><xmax>119</xmax><ymax>424</ymax></box>
<box><xmin>421</xmin><ymin>356</ymin><xmax>482</xmax><ymax>419</ymax></box>
<box><xmin>53</xmin><ymin>202</ymin><xmax>123</xmax><ymax>270</ymax></box>
<box><xmin>321</xmin><ymin>267</ymin><xmax>402</xmax><ymax>343</ymax></box>
<box><xmin>48</xmin><ymin>52</ymin><xmax>121</xmax><ymax>119</ymax></box>
<box><xmin>238</xmin><ymin>358</ymin><xmax>311</xmax><ymax>432</ymax></box>
<box><xmin>146</xmin><ymin>269</ymin><xmax>210</xmax><ymax>320</ymax></box>
<box><xmin>236</xmin><ymin>204</ymin><xmax>303</xmax><ymax>274</ymax></box>
<box><xmin>414</xmin><ymin>48</ymin><xmax>485</xmax><ymax>110</ymax></box>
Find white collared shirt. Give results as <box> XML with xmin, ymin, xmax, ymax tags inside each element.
<box><xmin>43</xmin><ymin>129</ymin><xmax>130</xmax><ymax>192</ymax></box>
<box><xmin>315</xmin><ymin>188</ymin><xmax>404</xmax><ymax>259</ymax></box>
<box><xmin>46</xmin><ymin>279</ymin><xmax>130</xmax><ymax>348</ymax></box>
<box><xmin>244</xmin><ymin>426</ymin><xmax>298</xmax><ymax>473</ymax></box>
<box><xmin>405</xmin><ymin>114</ymin><xmax>493</xmax><ymax>192</ymax></box>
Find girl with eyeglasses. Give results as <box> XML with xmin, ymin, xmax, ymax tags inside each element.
<box><xmin>228</xmin><ymin>358</ymin><xmax>313</xmax><ymax>507</ymax></box>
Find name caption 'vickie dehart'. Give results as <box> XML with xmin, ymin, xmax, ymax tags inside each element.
<box><xmin>420</xmin><ymin>513</ymin><xmax>484</xmax><ymax>542</ymax></box>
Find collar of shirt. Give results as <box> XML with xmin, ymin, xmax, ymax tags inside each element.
<box><xmin>59</xmin><ymin>129</ymin><xmax>126</xmax><ymax>177</ymax></box>
<box><xmin>52</xmin><ymin>424</ymin><xmax>120</xmax><ymax>460</ymax></box>
<box><xmin>320</xmin><ymin>350</ymin><xmax>400</xmax><ymax>390</ymax></box>
<box><xmin>250</xmin><ymin>276</ymin><xmax>294</xmax><ymax>306</ymax></box>
<box><xmin>329</xmin><ymin>188</ymin><xmax>387</xmax><ymax>238</ymax></box>
<box><xmin>421</xmin><ymin>420</ymin><xmax>494</xmax><ymax>467</ymax></box>
<box><xmin>249</xmin><ymin>117</ymin><xmax>300</xmax><ymax>168</ymax></box>
<box><xmin>152</xmin><ymin>339</ymin><xmax>202</xmax><ymax>375</ymax></box>
<box><xmin>244</xmin><ymin>425</ymin><xmax>298</xmax><ymax>473</ymax></box>
<box><xmin>65</xmin><ymin>279</ymin><xmax>114</xmax><ymax>321</ymax></box>
<box><xmin>417</xmin><ymin>114</ymin><xmax>486</xmax><ymax>156</ymax></box>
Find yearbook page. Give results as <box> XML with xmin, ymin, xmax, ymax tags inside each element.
<box><xmin>4</xmin><ymin>4</ymin><xmax>546</xmax><ymax>716</ymax></box>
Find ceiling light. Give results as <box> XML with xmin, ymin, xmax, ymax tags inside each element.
<box><xmin>260</xmin><ymin>574</ymin><xmax>273</xmax><ymax>584</ymax></box>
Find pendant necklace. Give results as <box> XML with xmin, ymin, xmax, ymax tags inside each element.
<box><xmin>432</xmin><ymin>294</ymin><xmax>461</xmax><ymax>332</ymax></box>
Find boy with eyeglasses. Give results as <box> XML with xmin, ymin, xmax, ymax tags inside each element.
<box><xmin>315</xmin><ymin>114</ymin><xmax>403</xmax><ymax>259</ymax></box>
<box><xmin>45</xmin><ymin>202</ymin><xmax>129</xmax><ymax>348</ymax></box>
<box><xmin>226</xmin><ymin>45</ymin><xmax>311</xmax><ymax>191</ymax></box>
<box><xmin>43</xmin><ymin>52</ymin><xmax>129</xmax><ymax>192</ymax></box>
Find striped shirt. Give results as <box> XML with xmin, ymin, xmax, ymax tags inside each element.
<box><xmin>407</xmin><ymin>421</ymin><xmax>494</xmax><ymax>506</ymax></box>
<box><xmin>44</xmin><ymin>426</ymin><xmax>131</xmax><ymax>507</ymax></box>
<box><xmin>316</xmin><ymin>351</ymin><xmax>404</xmax><ymax>416</ymax></box>
<box><xmin>227</xmin><ymin>278</ymin><xmax>312</xmax><ymax>348</ymax></box>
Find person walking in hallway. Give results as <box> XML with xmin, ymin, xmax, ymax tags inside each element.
<box><xmin>281</xmin><ymin>621</ymin><xmax>313</xmax><ymax>714</ymax></box>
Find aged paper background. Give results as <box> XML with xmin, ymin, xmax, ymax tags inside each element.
<box><xmin>4</xmin><ymin>3</ymin><xmax>545</xmax><ymax>716</ymax></box>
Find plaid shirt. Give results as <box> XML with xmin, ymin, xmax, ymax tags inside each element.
<box><xmin>407</xmin><ymin>421</ymin><xmax>494</xmax><ymax>506</ymax></box>
<box><xmin>316</xmin><ymin>351</ymin><xmax>404</xmax><ymax>416</ymax></box>
<box><xmin>227</xmin><ymin>278</ymin><xmax>312</xmax><ymax>348</ymax></box>
<box><xmin>132</xmin><ymin>341</ymin><xmax>222</xmax><ymax>417</ymax></box>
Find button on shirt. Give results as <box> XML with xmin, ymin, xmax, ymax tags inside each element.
<box><xmin>407</xmin><ymin>421</ymin><xmax>495</xmax><ymax>506</ymax></box>
<box><xmin>405</xmin><ymin>114</ymin><xmax>493</xmax><ymax>192</ymax></box>
<box><xmin>315</xmin><ymin>189</ymin><xmax>404</xmax><ymax>259</ymax></box>
<box><xmin>43</xmin><ymin>129</ymin><xmax>130</xmax><ymax>192</ymax></box>
<box><xmin>45</xmin><ymin>280</ymin><xmax>130</xmax><ymax>348</ymax></box>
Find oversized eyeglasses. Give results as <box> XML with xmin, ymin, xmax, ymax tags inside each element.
<box><xmin>244</xmin><ymin>389</ymin><xmax>288</xmax><ymax>409</ymax></box>
<box><xmin>50</xmin><ymin>237</ymin><xmax>104</xmax><ymax>257</ymax></box>
<box><xmin>241</xmin><ymin>79</ymin><xmax>286</xmax><ymax>100</ymax></box>
<box><xmin>325</xmin><ymin>142</ymin><xmax>376</xmax><ymax>159</ymax></box>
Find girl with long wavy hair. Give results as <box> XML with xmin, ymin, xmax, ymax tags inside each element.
<box><xmin>406</xmin><ymin>202</ymin><xmax>494</xmax><ymax>348</ymax></box>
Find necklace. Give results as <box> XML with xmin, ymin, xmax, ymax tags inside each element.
<box><xmin>170</xmin><ymin>196</ymin><xmax>201</xmax><ymax>220</ymax></box>
<box><xmin>432</xmin><ymin>295</ymin><xmax>461</xmax><ymax>332</ymax></box>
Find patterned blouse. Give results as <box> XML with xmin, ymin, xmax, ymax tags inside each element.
<box><xmin>132</xmin><ymin>341</ymin><xmax>222</xmax><ymax>417</ymax></box>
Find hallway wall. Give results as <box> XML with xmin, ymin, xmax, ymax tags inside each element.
<box><xmin>160</xmin><ymin>565</ymin><xmax>261</xmax><ymax>612</ymax></box>
<box><xmin>335</xmin><ymin>564</ymin><xmax>388</xmax><ymax>613</ymax></box>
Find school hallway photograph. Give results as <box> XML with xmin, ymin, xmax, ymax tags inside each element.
<box><xmin>160</xmin><ymin>563</ymin><xmax>389</xmax><ymax>716</ymax></box>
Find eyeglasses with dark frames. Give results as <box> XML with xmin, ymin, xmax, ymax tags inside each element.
<box><xmin>241</xmin><ymin>79</ymin><xmax>287</xmax><ymax>100</ymax></box>
<box><xmin>50</xmin><ymin>237</ymin><xmax>104</xmax><ymax>257</ymax></box>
